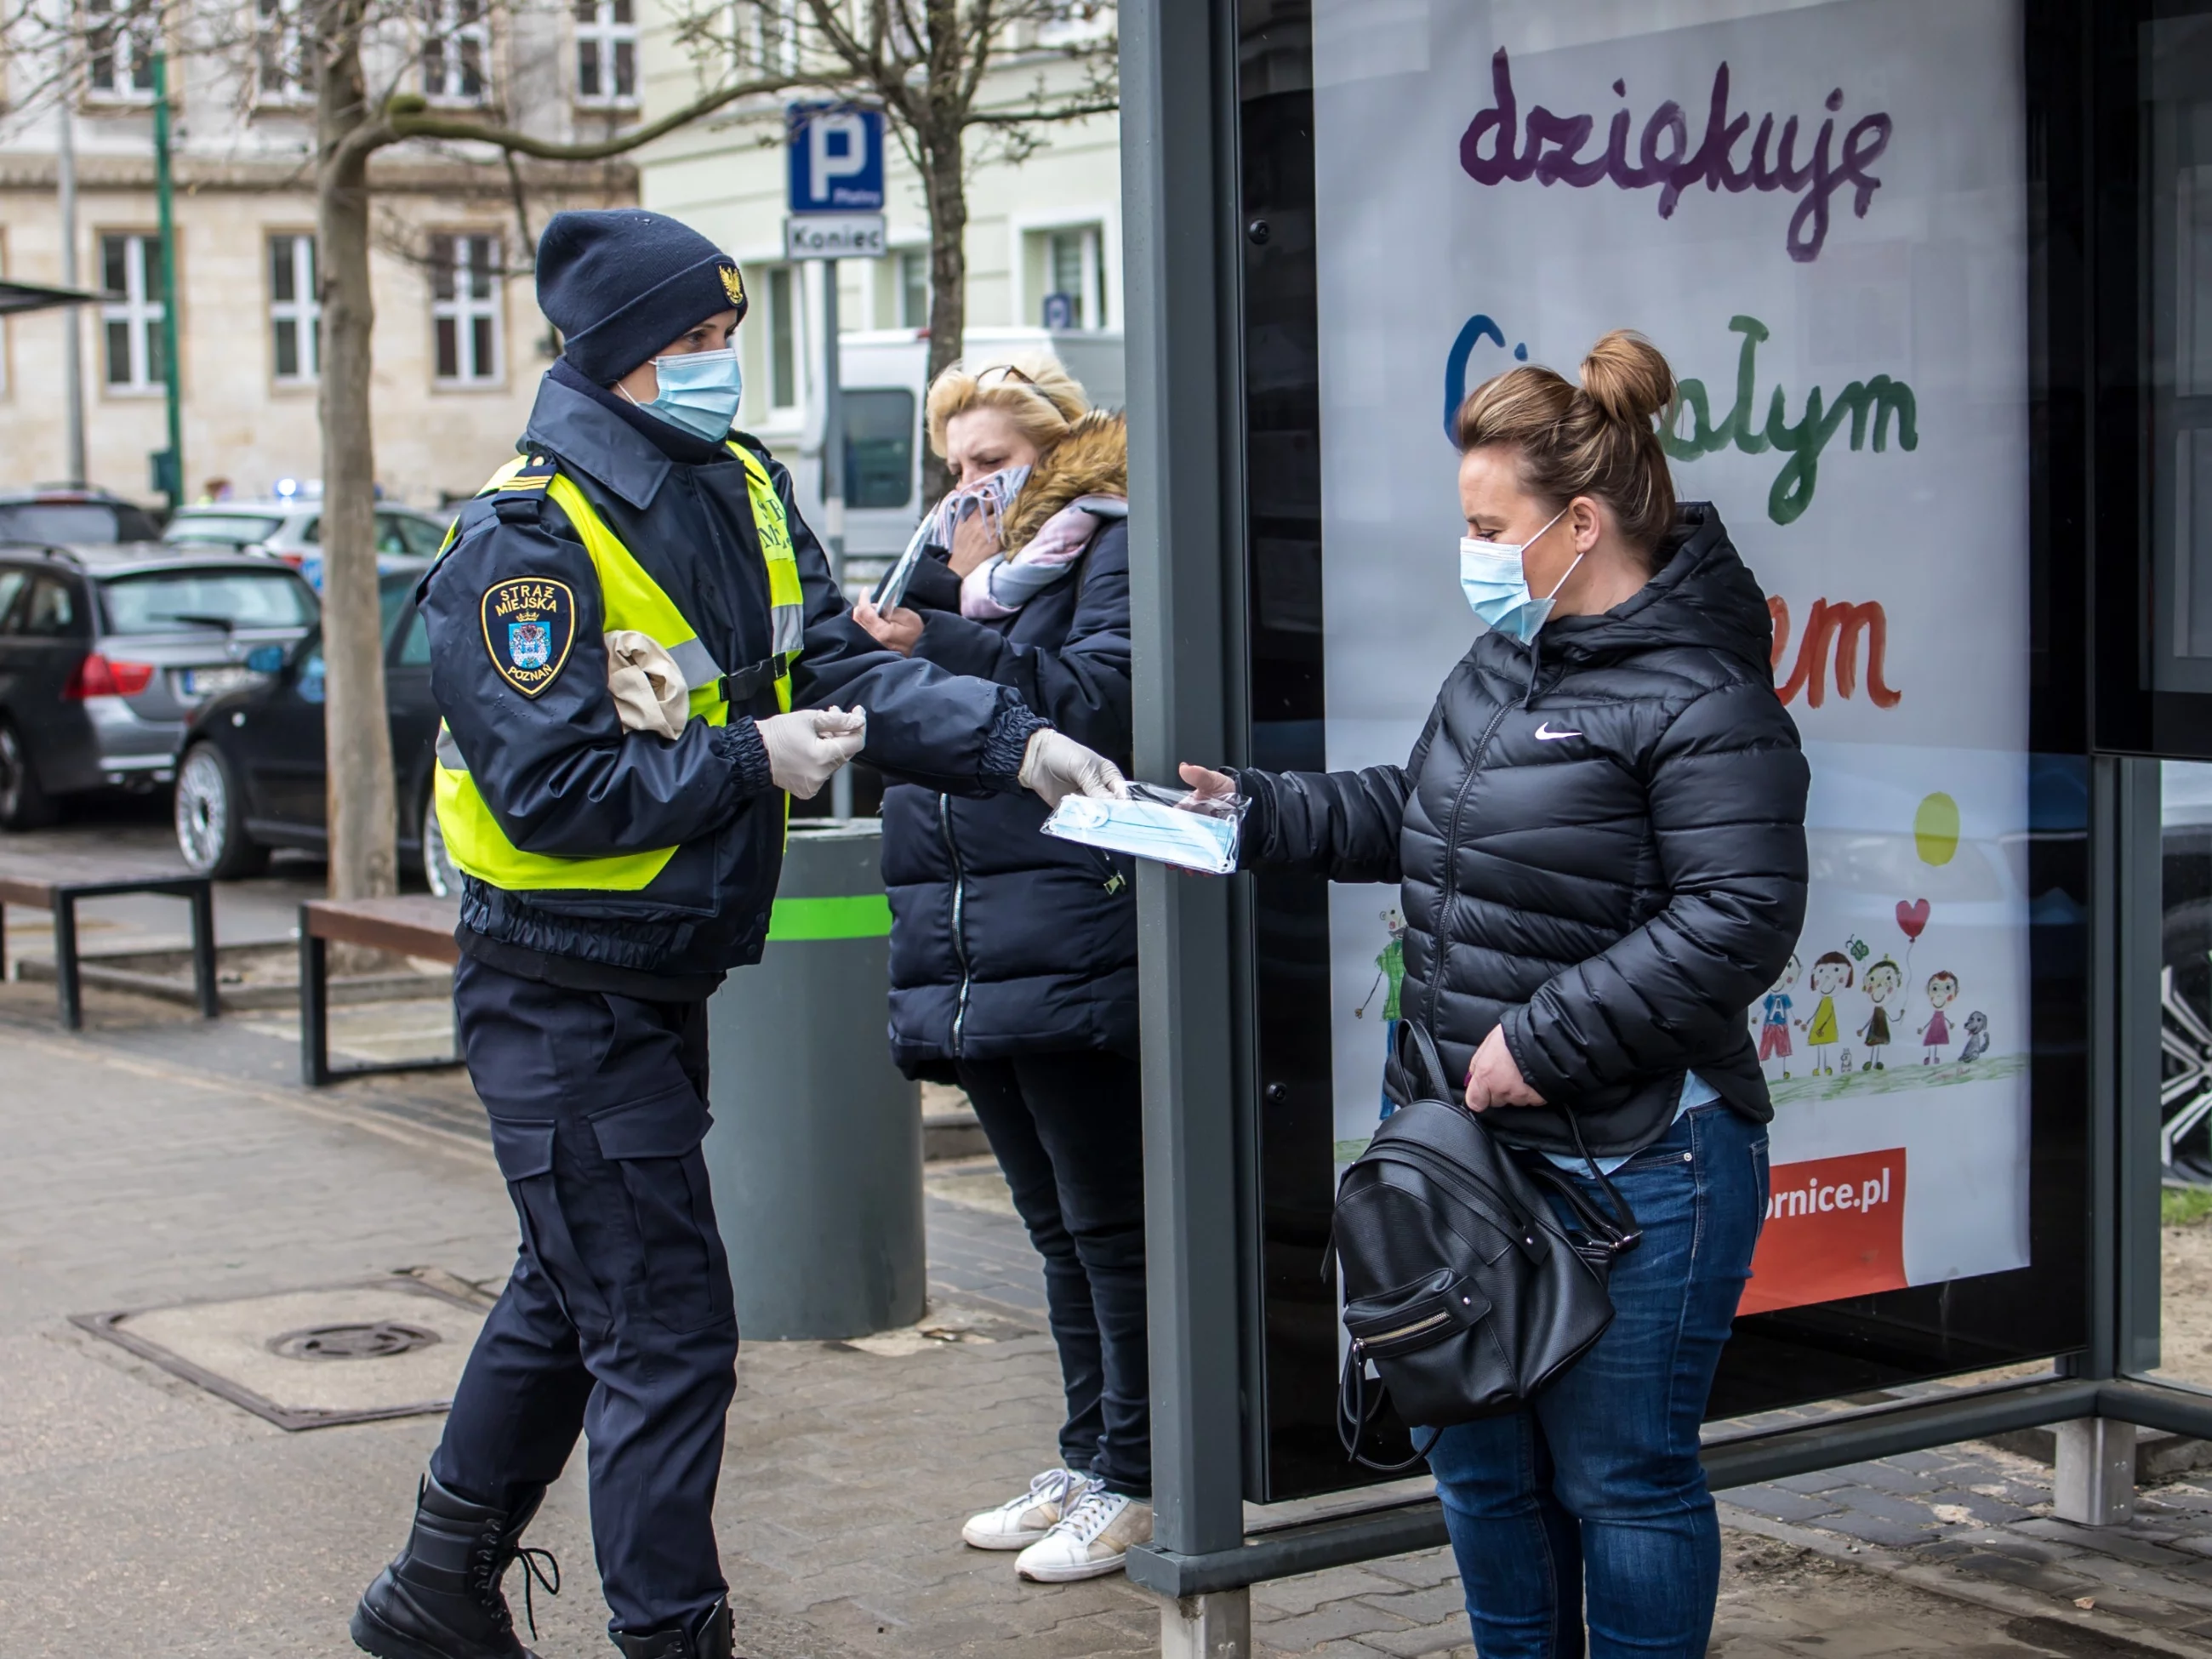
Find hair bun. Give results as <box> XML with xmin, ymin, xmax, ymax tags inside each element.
<box><xmin>1579</xmin><ymin>330</ymin><xmax>1674</xmax><ymax>427</ymax></box>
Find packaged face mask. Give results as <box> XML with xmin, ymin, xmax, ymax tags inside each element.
<box><xmin>1042</xmin><ymin>781</ymin><xmax>1245</xmax><ymax>875</ymax></box>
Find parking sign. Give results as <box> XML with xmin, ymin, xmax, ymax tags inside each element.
<box><xmin>787</xmin><ymin>103</ymin><xmax>886</xmax><ymax>214</ymax></box>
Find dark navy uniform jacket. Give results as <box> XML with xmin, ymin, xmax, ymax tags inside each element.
<box><xmin>421</xmin><ymin>365</ymin><xmax>1044</xmax><ymax>989</ymax></box>
<box><xmin>879</xmin><ymin>519</ymin><xmax>1136</xmax><ymax>1078</ymax></box>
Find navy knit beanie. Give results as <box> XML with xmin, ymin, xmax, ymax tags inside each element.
<box><xmin>537</xmin><ymin>208</ymin><xmax>748</xmax><ymax>385</ymax></box>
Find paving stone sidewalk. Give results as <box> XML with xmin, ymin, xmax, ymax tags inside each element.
<box><xmin>2</xmin><ymin>974</ymin><xmax>2209</xmax><ymax>1658</ymax></box>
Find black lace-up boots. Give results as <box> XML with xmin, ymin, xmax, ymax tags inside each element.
<box><xmin>610</xmin><ymin>1598</ymin><xmax>735</xmax><ymax>1659</ymax></box>
<box><xmin>351</xmin><ymin>1473</ymin><xmax>560</xmax><ymax>1659</ymax></box>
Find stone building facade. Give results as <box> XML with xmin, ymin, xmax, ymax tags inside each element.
<box><xmin>0</xmin><ymin>3</ymin><xmax>642</xmax><ymax>511</ymax></box>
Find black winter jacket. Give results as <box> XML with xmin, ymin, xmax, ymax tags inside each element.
<box><xmin>421</xmin><ymin>368</ymin><xmax>1042</xmax><ymax>989</ymax></box>
<box><xmin>880</xmin><ymin>466</ymin><xmax>1136</xmax><ymax>1078</ymax></box>
<box><xmin>1236</xmin><ymin>504</ymin><xmax>1809</xmax><ymax>1158</ymax></box>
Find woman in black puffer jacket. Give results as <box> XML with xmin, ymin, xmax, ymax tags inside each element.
<box><xmin>852</xmin><ymin>356</ymin><xmax>1149</xmax><ymax>1585</ymax></box>
<box><xmin>1183</xmin><ymin>333</ymin><xmax>1809</xmax><ymax>1659</ymax></box>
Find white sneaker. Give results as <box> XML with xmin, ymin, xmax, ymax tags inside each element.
<box><xmin>1014</xmin><ymin>1487</ymin><xmax>1153</xmax><ymax>1582</ymax></box>
<box><xmin>961</xmin><ymin>1468</ymin><xmax>1092</xmax><ymax>1551</ymax></box>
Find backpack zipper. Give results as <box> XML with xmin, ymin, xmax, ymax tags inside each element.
<box><xmin>1364</xmin><ymin>1309</ymin><xmax>1451</xmax><ymax>1345</ymax></box>
<box><xmin>940</xmin><ymin>793</ymin><xmax>972</xmax><ymax>1055</ymax></box>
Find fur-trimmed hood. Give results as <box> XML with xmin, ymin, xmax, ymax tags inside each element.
<box><xmin>1002</xmin><ymin>409</ymin><xmax>1127</xmax><ymax>552</ymax></box>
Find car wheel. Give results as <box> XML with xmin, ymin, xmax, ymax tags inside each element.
<box><xmin>420</xmin><ymin>790</ymin><xmax>458</xmax><ymax>898</ymax></box>
<box><xmin>0</xmin><ymin>721</ymin><xmax>57</xmax><ymax>831</ymax></box>
<box><xmin>174</xmin><ymin>744</ymin><xmax>270</xmax><ymax>879</ymax></box>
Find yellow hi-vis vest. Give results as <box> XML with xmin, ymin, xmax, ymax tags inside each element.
<box><xmin>432</xmin><ymin>443</ymin><xmax>805</xmax><ymax>893</ymax></box>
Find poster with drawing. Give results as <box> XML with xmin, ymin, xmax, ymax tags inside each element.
<box><xmin>1309</xmin><ymin>0</ymin><xmax>2032</xmax><ymax>1313</ymax></box>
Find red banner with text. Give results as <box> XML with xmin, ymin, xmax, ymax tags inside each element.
<box><xmin>1741</xmin><ymin>1149</ymin><xmax>1910</xmax><ymax>1316</ymax></box>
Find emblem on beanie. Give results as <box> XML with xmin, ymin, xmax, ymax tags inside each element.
<box><xmin>481</xmin><ymin>577</ymin><xmax>576</xmax><ymax>697</ymax></box>
<box><xmin>720</xmin><ymin>265</ymin><xmax>745</xmax><ymax>307</ymax></box>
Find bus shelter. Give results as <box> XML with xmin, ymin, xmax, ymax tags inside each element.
<box><xmin>1118</xmin><ymin>0</ymin><xmax>2212</xmax><ymax>1650</ymax></box>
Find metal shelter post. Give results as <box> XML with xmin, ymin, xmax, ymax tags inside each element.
<box><xmin>1121</xmin><ymin>0</ymin><xmax>1251</xmax><ymax>1651</ymax></box>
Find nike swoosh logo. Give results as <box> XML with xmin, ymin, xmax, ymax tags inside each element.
<box><xmin>1533</xmin><ymin>722</ymin><xmax>1582</xmax><ymax>741</ymax></box>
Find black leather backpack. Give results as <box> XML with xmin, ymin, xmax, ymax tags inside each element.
<box><xmin>1334</xmin><ymin>1024</ymin><xmax>1640</xmax><ymax>1470</ymax></box>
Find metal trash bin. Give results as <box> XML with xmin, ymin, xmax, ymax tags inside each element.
<box><xmin>701</xmin><ymin>818</ymin><xmax>923</xmax><ymax>1340</ymax></box>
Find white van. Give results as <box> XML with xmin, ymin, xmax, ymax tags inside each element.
<box><xmin>819</xmin><ymin>327</ymin><xmax>1126</xmax><ymax>591</ymax></box>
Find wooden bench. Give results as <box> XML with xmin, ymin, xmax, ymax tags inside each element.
<box><xmin>299</xmin><ymin>894</ymin><xmax>465</xmax><ymax>1086</ymax></box>
<box><xmin>0</xmin><ymin>860</ymin><xmax>216</xmax><ymax>1029</ymax></box>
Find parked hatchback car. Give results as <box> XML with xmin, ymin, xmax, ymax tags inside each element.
<box><xmin>0</xmin><ymin>487</ymin><xmax>163</xmax><ymax>546</ymax></box>
<box><xmin>173</xmin><ymin>562</ymin><xmax>454</xmax><ymax>891</ymax></box>
<box><xmin>163</xmin><ymin>499</ymin><xmax>450</xmax><ymax>590</ymax></box>
<box><xmin>0</xmin><ymin>545</ymin><xmax>319</xmax><ymax>829</ymax></box>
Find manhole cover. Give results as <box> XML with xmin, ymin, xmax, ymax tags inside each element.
<box><xmin>268</xmin><ymin>1321</ymin><xmax>442</xmax><ymax>1361</ymax></box>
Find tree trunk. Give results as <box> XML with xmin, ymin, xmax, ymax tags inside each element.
<box><xmin>315</xmin><ymin>13</ymin><xmax>399</xmax><ymax>904</ymax></box>
<box><xmin>918</xmin><ymin>123</ymin><xmax>966</xmax><ymax>506</ymax></box>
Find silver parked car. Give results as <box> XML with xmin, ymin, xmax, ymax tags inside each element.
<box><xmin>162</xmin><ymin>499</ymin><xmax>450</xmax><ymax>590</ymax></box>
<box><xmin>0</xmin><ymin>544</ymin><xmax>318</xmax><ymax>828</ymax></box>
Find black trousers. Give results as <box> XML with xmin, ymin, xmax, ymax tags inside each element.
<box><xmin>431</xmin><ymin>955</ymin><xmax>738</xmax><ymax>1639</ymax></box>
<box><xmin>956</xmin><ymin>1049</ymin><xmax>1150</xmax><ymax>1498</ymax></box>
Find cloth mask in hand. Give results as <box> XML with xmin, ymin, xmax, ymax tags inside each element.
<box><xmin>625</xmin><ymin>347</ymin><xmax>744</xmax><ymax>442</ymax></box>
<box><xmin>1458</xmin><ymin>505</ymin><xmax>1581</xmax><ymax>644</ymax></box>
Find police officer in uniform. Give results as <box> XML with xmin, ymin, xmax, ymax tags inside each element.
<box><xmin>350</xmin><ymin>209</ymin><xmax>1126</xmax><ymax>1659</ymax></box>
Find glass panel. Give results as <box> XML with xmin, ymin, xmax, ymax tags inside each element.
<box><xmin>578</xmin><ymin>39</ymin><xmax>600</xmax><ymax>96</ymax></box>
<box><xmin>377</xmin><ymin>573</ymin><xmax>413</xmax><ymax>638</ymax></box>
<box><xmin>104</xmin><ymin>320</ymin><xmax>131</xmax><ymax>385</ymax></box>
<box><xmin>0</xmin><ymin>570</ymin><xmax>26</xmax><ymax>631</ymax></box>
<box><xmin>768</xmin><ymin>266</ymin><xmax>796</xmax><ymax>407</ymax></box>
<box><xmin>0</xmin><ymin>504</ymin><xmax>123</xmax><ymax>543</ymax></box>
<box><xmin>1248</xmin><ymin>0</ymin><xmax>2072</xmax><ymax>1495</ymax></box>
<box><xmin>101</xmin><ymin>236</ymin><xmax>127</xmax><ymax>296</ymax></box>
<box><xmin>162</xmin><ymin>513</ymin><xmax>285</xmax><ymax>545</ymax></box>
<box><xmin>430</xmin><ymin>236</ymin><xmax>456</xmax><ymax>300</ymax></box>
<box><xmin>2160</xmin><ymin>759</ymin><xmax>2212</xmax><ymax>1387</ymax></box>
<box><xmin>274</xmin><ymin>317</ymin><xmax>299</xmax><ymax>379</ymax></box>
<box><xmin>899</xmin><ymin>250</ymin><xmax>928</xmax><ymax>328</ymax></box>
<box><xmin>436</xmin><ymin>317</ymin><xmax>459</xmax><ymax>379</ymax></box>
<box><xmin>613</xmin><ymin>39</ymin><xmax>634</xmax><ymax>97</ymax></box>
<box><xmin>2150</xmin><ymin>20</ymin><xmax>2212</xmax><ymax>693</ymax></box>
<box><xmin>843</xmin><ymin>387</ymin><xmax>915</xmax><ymax>509</ymax></box>
<box><xmin>471</xmin><ymin>316</ymin><xmax>494</xmax><ymax>379</ymax></box>
<box><xmin>270</xmin><ymin>236</ymin><xmax>295</xmax><ymax>302</ymax></box>
<box><xmin>100</xmin><ymin>569</ymin><xmax>316</xmax><ymax>632</ymax></box>
<box><xmin>21</xmin><ymin>579</ymin><xmax>79</xmax><ymax>636</ymax></box>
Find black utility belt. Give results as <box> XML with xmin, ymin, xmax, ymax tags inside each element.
<box><xmin>715</xmin><ymin>653</ymin><xmax>794</xmax><ymax>705</ymax></box>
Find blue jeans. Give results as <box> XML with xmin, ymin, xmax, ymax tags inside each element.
<box><xmin>1424</xmin><ymin>1103</ymin><xmax>1768</xmax><ymax>1659</ymax></box>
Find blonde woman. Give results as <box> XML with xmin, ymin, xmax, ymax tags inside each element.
<box><xmin>852</xmin><ymin>356</ymin><xmax>1148</xmax><ymax>1582</ymax></box>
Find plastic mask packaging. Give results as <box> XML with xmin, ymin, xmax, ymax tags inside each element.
<box><xmin>1042</xmin><ymin>782</ymin><xmax>1246</xmax><ymax>875</ymax></box>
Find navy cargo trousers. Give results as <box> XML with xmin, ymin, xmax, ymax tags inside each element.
<box><xmin>430</xmin><ymin>954</ymin><xmax>738</xmax><ymax>1639</ymax></box>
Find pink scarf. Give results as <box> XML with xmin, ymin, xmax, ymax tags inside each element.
<box><xmin>960</xmin><ymin>495</ymin><xmax>1126</xmax><ymax>620</ymax></box>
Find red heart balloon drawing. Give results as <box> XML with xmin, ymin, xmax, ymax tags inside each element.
<box><xmin>1896</xmin><ymin>898</ymin><xmax>1930</xmax><ymax>941</ymax></box>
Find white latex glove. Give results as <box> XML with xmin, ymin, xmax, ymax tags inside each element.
<box><xmin>1019</xmin><ymin>728</ymin><xmax>1130</xmax><ymax>809</ymax></box>
<box><xmin>758</xmin><ymin>706</ymin><xmax>866</xmax><ymax>801</ymax></box>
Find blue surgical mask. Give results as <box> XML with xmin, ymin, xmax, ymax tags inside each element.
<box><xmin>626</xmin><ymin>346</ymin><xmax>744</xmax><ymax>442</ymax></box>
<box><xmin>1458</xmin><ymin>507</ymin><xmax>1578</xmax><ymax>643</ymax></box>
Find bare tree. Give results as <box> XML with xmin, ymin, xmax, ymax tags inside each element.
<box><xmin>3</xmin><ymin>0</ymin><xmax>1115</xmax><ymax>908</ymax></box>
<box><xmin>670</xmin><ymin>1</ymin><xmax>1120</xmax><ymax>498</ymax></box>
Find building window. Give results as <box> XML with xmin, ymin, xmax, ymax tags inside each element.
<box><xmin>1034</xmin><ymin>223</ymin><xmax>1107</xmax><ymax>330</ymax></box>
<box><xmin>256</xmin><ymin>0</ymin><xmax>311</xmax><ymax>102</ymax></box>
<box><xmin>741</xmin><ymin>0</ymin><xmax>799</xmax><ymax>74</ymax></box>
<box><xmin>574</xmin><ymin>0</ymin><xmax>636</xmax><ymax>105</ymax></box>
<box><xmin>764</xmin><ymin>264</ymin><xmax>799</xmax><ymax>412</ymax></box>
<box><xmin>83</xmin><ymin>0</ymin><xmax>157</xmax><ymax>100</ymax></box>
<box><xmin>430</xmin><ymin>233</ymin><xmax>502</xmax><ymax>385</ymax></box>
<box><xmin>898</xmin><ymin>249</ymin><xmax>929</xmax><ymax>329</ymax></box>
<box><xmin>100</xmin><ymin>232</ymin><xmax>166</xmax><ymax>394</ymax></box>
<box><xmin>269</xmin><ymin>234</ymin><xmax>319</xmax><ymax>384</ymax></box>
<box><xmin>421</xmin><ymin>0</ymin><xmax>490</xmax><ymax>104</ymax></box>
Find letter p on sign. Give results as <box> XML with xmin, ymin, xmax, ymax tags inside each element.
<box><xmin>809</xmin><ymin>112</ymin><xmax>867</xmax><ymax>204</ymax></box>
